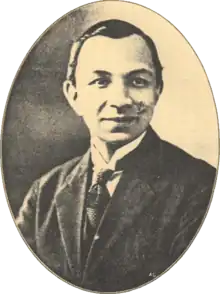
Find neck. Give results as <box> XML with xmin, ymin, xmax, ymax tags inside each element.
<box><xmin>91</xmin><ymin>132</ymin><xmax>147</xmax><ymax>163</ymax></box>
<box><xmin>93</xmin><ymin>140</ymin><xmax>125</xmax><ymax>163</ymax></box>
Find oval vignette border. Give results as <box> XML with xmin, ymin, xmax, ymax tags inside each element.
<box><xmin>0</xmin><ymin>0</ymin><xmax>217</xmax><ymax>293</ymax></box>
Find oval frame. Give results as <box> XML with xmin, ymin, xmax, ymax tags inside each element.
<box><xmin>1</xmin><ymin>0</ymin><xmax>220</xmax><ymax>293</ymax></box>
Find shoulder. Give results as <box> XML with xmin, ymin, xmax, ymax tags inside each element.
<box><xmin>36</xmin><ymin>155</ymin><xmax>83</xmax><ymax>191</ymax></box>
<box><xmin>16</xmin><ymin>155</ymin><xmax>86</xmax><ymax>231</ymax></box>
<box><xmin>155</xmin><ymin>138</ymin><xmax>217</xmax><ymax>236</ymax></box>
<box><xmin>159</xmin><ymin>138</ymin><xmax>216</xmax><ymax>186</ymax></box>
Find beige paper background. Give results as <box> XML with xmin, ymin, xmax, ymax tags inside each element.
<box><xmin>77</xmin><ymin>1</ymin><xmax>219</xmax><ymax>167</ymax></box>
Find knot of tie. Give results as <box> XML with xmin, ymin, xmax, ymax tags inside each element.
<box><xmin>95</xmin><ymin>168</ymin><xmax>114</xmax><ymax>185</ymax></box>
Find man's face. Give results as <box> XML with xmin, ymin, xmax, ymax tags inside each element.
<box><xmin>64</xmin><ymin>34</ymin><xmax>161</xmax><ymax>145</ymax></box>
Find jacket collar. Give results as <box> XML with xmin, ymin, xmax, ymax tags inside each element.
<box><xmin>55</xmin><ymin>149</ymin><xmax>91</xmax><ymax>279</ymax></box>
<box><xmin>55</xmin><ymin>126</ymin><xmax>164</xmax><ymax>278</ymax></box>
<box><xmin>83</xmin><ymin>126</ymin><xmax>164</xmax><ymax>275</ymax></box>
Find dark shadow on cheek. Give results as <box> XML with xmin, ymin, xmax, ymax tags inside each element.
<box><xmin>136</xmin><ymin>101</ymin><xmax>148</xmax><ymax>114</ymax></box>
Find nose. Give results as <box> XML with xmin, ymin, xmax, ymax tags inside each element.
<box><xmin>108</xmin><ymin>80</ymin><xmax>132</xmax><ymax>111</ymax></box>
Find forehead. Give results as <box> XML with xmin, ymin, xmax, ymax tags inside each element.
<box><xmin>76</xmin><ymin>34</ymin><xmax>155</xmax><ymax>75</ymax></box>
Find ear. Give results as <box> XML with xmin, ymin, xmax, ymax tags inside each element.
<box><xmin>155</xmin><ymin>80</ymin><xmax>163</xmax><ymax>101</ymax></box>
<box><xmin>63</xmin><ymin>80</ymin><xmax>82</xmax><ymax>116</ymax></box>
<box><xmin>156</xmin><ymin>80</ymin><xmax>163</xmax><ymax>96</ymax></box>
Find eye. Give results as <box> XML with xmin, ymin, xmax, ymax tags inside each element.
<box><xmin>89</xmin><ymin>77</ymin><xmax>110</xmax><ymax>88</ymax></box>
<box><xmin>130</xmin><ymin>77</ymin><xmax>149</xmax><ymax>88</ymax></box>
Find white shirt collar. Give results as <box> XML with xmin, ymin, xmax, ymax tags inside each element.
<box><xmin>91</xmin><ymin>131</ymin><xmax>146</xmax><ymax>173</ymax></box>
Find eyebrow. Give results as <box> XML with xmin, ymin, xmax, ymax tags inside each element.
<box><xmin>93</xmin><ymin>68</ymin><xmax>153</xmax><ymax>77</ymax></box>
<box><xmin>126</xmin><ymin>68</ymin><xmax>153</xmax><ymax>77</ymax></box>
<box><xmin>93</xmin><ymin>70</ymin><xmax>112</xmax><ymax>76</ymax></box>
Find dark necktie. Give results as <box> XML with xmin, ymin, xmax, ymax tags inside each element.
<box><xmin>86</xmin><ymin>168</ymin><xmax>113</xmax><ymax>229</ymax></box>
<box><xmin>82</xmin><ymin>169</ymin><xmax>114</xmax><ymax>265</ymax></box>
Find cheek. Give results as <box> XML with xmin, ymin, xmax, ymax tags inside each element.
<box><xmin>76</xmin><ymin>90</ymin><xmax>101</xmax><ymax>115</ymax></box>
<box><xmin>130</xmin><ymin>89</ymin><xmax>157</xmax><ymax>107</ymax></box>
<box><xmin>79</xmin><ymin>86</ymin><xmax>105</xmax><ymax>104</ymax></box>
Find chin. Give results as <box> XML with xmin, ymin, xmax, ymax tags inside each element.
<box><xmin>100</xmin><ymin>132</ymin><xmax>137</xmax><ymax>145</ymax></box>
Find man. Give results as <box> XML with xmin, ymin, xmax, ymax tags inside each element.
<box><xmin>16</xmin><ymin>20</ymin><xmax>216</xmax><ymax>292</ymax></box>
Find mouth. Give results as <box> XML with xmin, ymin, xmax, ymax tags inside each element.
<box><xmin>101</xmin><ymin>116</ymin><xmax>138</xmax><ymax>123</ymax></box>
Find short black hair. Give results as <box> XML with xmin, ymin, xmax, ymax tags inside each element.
<box><xmin>67</xmin><ymin>19</ymin><xmax>163</xmax><ymax>90</ymax></box>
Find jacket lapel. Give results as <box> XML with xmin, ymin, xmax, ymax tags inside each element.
<box><xmin>55</xmin><ymin>149</ymin><xmax>90</xmax><ymax>278</ymax></box>
<box><xmin>84</xmin><ymin>127</ymin><xmax>163</xmax><ymax>275</ymax></box>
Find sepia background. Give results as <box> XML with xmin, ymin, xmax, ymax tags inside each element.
<box><xmin>2</xmin><ymin>1</ymin><xmax>219</xmax><ymax>217</ymax></box>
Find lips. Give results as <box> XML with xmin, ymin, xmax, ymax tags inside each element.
<box><xmin>101</xmin><ymin>116</ymin><xmax>137</xmax><ymax>123</ymax></box>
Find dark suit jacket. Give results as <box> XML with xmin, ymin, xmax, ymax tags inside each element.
<box><xmin>16</xmin><ymin>127</ymin><xmax>216</xmax><ymax>292</ymax></box>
